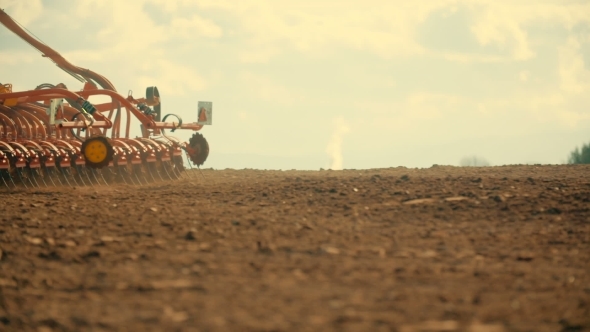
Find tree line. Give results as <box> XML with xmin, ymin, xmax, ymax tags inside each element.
<box><xmin>458</xmin><ymin>142</ymin><xmax>590</xmax><ymax>166</ymax></box>
<box><xmin>568</xmin><ymin>142</ymin><xmax>590</xmax><ymax>164</ymax></box>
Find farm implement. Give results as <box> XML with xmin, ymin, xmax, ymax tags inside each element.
<box><xmin>0</xmin><ymin>9</ymin><xmax>211</xmax><ymax>189</ymax></box>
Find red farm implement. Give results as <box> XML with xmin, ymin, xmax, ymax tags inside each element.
<box><xmin>0</xmin><ymin>9</ymin><xmax>211</xmax><ymax>188</ymax></box>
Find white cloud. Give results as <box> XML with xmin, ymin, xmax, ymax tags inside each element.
<box><xmin>405</xmin><ymin>93</ymin><xmax>461</xmax><ymax>119</ymax></box>
<box><xmin>238</xmin><ymin>47</ymin><xmax>281</xmax><ymax>64</ymax></box>
<box><xmin>437</xmin><ymin>51</ymin><xmax>508</xmax><ymax>63</ymax></box>
<box><xmin>1</xmin><ymin>0</ymin><xmax>43</xmax><ymax>26</ymax></box>
<box><xmin>61</xmin><ymin>49</ymin><xmax>105</xmax><ymax>64</ymax></box>
<box><xmin>556</xmin><ymin>109</ymin><xmax>590</xmax><ymax>128</ymax></box>
<box><xmin>239</xmin><ymin>71</ymin><xmax>306</xmax><ymax>105</ymax></box>
<box><xmin>145</xmin><ymin>0</ymin><xmax>197</xmax><ymax>13</ymax></box>
<box><xmin>477</xmin><ymin>103</ymin><xmax>489</xmax><ymax>115</ymax></box>
<box><xmin>558</xmin><ymin>36</ymin><xmax>590</xmax><ymax>94</ymax></box>
<box><xmin>137</xmin><ymin>59</ymin><xmax>207</xmax><ymax>97</ymax></box>
<box><xmin>469</xmin><ymin>5</ymin><xmax>535</xmax><ymax>61</ymax></box>
<box><xmin>182</xmin><ymin>0</ymin><xmax>451</xmax><ymax>60</ymax></box>
<box><xmin>0</xmin><ymin>50</ymin><xmax>36</xmax><ymax>65</ymax></box>
<box><xmin>353</xmin><ymin>92</ymin><xmax>468</xmax><ymax>136</ymax></box>
<box><xmin>1</xmin><ymin>0</ymin><xmax>590</xmax><ymax>168</ymax></box>
<box><xmin>170</xmin><ymin>15</ymin><xmax>223</xmax><ymax>39</ymax></box>
<box><xmin>467</xmin><ymin>1</ymin><xmax>590</xmax><ymax>60</ymax></box>
<box><xmin>90</xmin><ymin>2</ymin><xmax>168</xmax><ymax>52</ymax></box>
<box><xmin>166</xmin><ymin>0</ymin><xmax>590</xmax><ymax>64</ymax></box>
<box><xmin>1</xmin><ymin>1</ymin><xmax>218</xmax><ymax>97</ymax></box>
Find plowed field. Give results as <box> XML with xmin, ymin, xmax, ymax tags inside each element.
<box><xmin>1</xmin><ymin>165</ymin><xmax>589</xmax><ymax>332</ymax></box>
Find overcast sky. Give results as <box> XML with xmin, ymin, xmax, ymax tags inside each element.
<box><xmin>1</xmin><ymin>0</ymin><xmax>589</xmax><ymax>170</ymax></box>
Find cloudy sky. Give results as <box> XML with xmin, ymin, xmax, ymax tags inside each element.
<box><xmin>1</xmin><ymin>0</ymin><xmax>589</xmax><ymax>170</ymax></box>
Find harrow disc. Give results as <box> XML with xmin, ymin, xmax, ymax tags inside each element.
<box><xmin>187</xmin><ymin>133</ymin><xmax>209</xmax><ymax>166</ymax></box>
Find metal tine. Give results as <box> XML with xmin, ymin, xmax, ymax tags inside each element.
<box><xmin>151</xmin><ymin>163</ymin><xmax>165</xmax><ymax>182</ymax></box>
<box><xmin>45</xmin><ymin>152</ymin><xmax>59</xmax><ymax>186</ymax></box>
<box><xmin>86</xmin><ymin>167</ymin><xmax>97</xmax><ymax>185</ymax></box>
<box><xmin>178</xmin><ymin>157</ymin><xmax>189</xmax><ymax>179</ymax></box>
<box><xmin>35</xmin><ymin>168</ymin><xmax>48</xmax><ymax>187</ymax></box>
<box><xmin>131</xmin><ymin>170</ymin><xmax>141</xmax><ymax>185</ymax></box>
<box><xmin>68</xmin><ymin>167</ymin><xmax>83</xmax><ymax>186</ymax></box>
<box><xmin>0</xmin><ymin>170</ymin><xmax>16</xmax><ymax>188</ymax></box>
<box><xmin>103</xmin><ymin>170</ymin><xmax>110</xmax><ymax>185</ymax></box>
<box><xmin>96</xmin><ymin>169</ymin><xmax>109</xmax><ymax>186</ymax></box>
<box><xmin>25</xmin><ymin>168</ymin><xmax>36</xmax><ymax>187</ymax></box>
<box><xmin>52</xmin><ymin>167</ymin><xmax>63</xmax><ymax>186</ymax></box>
<box><xmin>115</xmin><ymin>166</ymin><xmax>129</xmax><ymax>185</ymax></box>
<box><xmin>9</xmin><ymin>172</ymin><xmax>17</xmax><ymax>188</ymax></box>
<box><xmin>104</xmin><ymin>168</ymin><xmax>113</xmax><ymax>185</ymax></box>
<box><xmin>184</xmin><ymin>151</ymin><xmax>195</xmax><ymax>179</ymax></box>
<box><xmin>183</xmin><ymin>151</ymin><xmax>198</xmax><ymax>179</ymax></box>
<box><xmin>55</xmin><ymin>167</ymin><xmax>65</xmax><ymax>186</ymax></box>
<box><xmin>145</xmin><ymin>163</ymin><xmax>156</xmax><ymax>183</ymax></box>
<box><xmin>74</xmin><ymin>166</ymin><xmax>85</xmax><ymax>186</ymax></box>
<box><xmin>114</xmin><ymin>167</ymin><xmax>126</xmax><ymax>185</ymax></box>
<box><xmin>146</xmin><ymin>163</ymin><xmax>157</xmax><ymax>182</ymax></box>
<box><xmin>120</xmin><ymin>166</ymin><xmax>133</xmax><ymax>185</ymax></box>
<box><xmin>123</xmin><ymin>171</ymin><xmax>133</xmax><ymax>185</ymax></box>
<box><xmin>116</xmin><ymin>168</ymin><xmax>125</xmax><ymax>185</ymax></box>
<box><xmin>98</xmin><ymin>168</ymin><xmax>111</xmax><ymax>186</ymax></box>
<box><xmin>74</xmin><ymin>165</ymin><xmax>89</xmax><ymax>187</ymax></box>
<box><xmin>27</xmin><ymin>168</ymin><xmax>40</xmax><ymax>187</ymax></box>
<box><xmin>182</xmin><ymin>166</ymin><xmax>190</xmax><ymax>179</ymax></box>
<box><xmin>1</xmin><ymin>172</ymin><xmax>9</xmax><ymax>189</ymax></box>
<box><xmin>157</xmin><ymin>162</ymin><xmax>167</xmax><ymax>181</ymax></box>
<box><xmin>177</xmin><ymin>164</ymin><xmax>188</xmax><ymax>179</ymax></box>
<box><xmin>143</xmin><ymin>167</ymin><xmax>153</xmax><ymax>184</ymax></box>
<box><xmin>8</xmin><ymin>172</ymin><xmax>16</xmax><ymax>188</ymax></box>
<box><xmin>133</xmin><ymin>166</ymin><xmax>145</xmax><ymax>185</ymax></box>
<box><xmin>0</xmin><ymin>171</ymin><xmax>6</xmax><ymax>186</ymax></box>
<box><xmin>158</xmin><ymin>167</ymin><xmax>168</xmax><ymax>181</ymax></box>
<box><xmin>89</xmin><ymin>168</ymin><xmax>102</xmax><ymax>186</ymax></box>
<box><xmin>170</xmin><ymin>160</ymin><xmax>183</xmax><ymax>179</ymax></box>
<box><xmin>196</xmin><ymin>165</ymin><xmax>206</xmax><ymax>180</ymax></box>
<box><xmin>132</xmin><ymin>165</ymin><xmax>145</xmax><ymax>185</ymax></box>
<box><xmin>160</xmin><ymin>161</ymin><xmax>173</xmax><ymax>180</ymax></box>
<box><xmin>16</xmin><ymin>168</ymin><xmax>29</xmax><ymax>188</ymax></box>
<box><xmin>181</xmin><ymin>153</ymin><xmax>193</xmax><ymax>179</ymax></box>
<box><xmin>82</xmin><ymin>167</ymin><xmax>95</xmax><ymax>187</ymax></box>
<box><xmin>60</xmin><ymin>167</ymin><xmax>74</xmax><ymax>187</ymax></box>
<box><xmin>46</xmin><ymin>167</ymin><xmax>58</xmax><ymax>186</ymax></box>
<box><xmin>123</xmin><ymin>167</ymin><xmax>138</xmax><ymax>185</ymax></box>
<box><xmin>139</xmin><ymin>165</ymin><xmax>150</xmax><ymax>185</ymax></box>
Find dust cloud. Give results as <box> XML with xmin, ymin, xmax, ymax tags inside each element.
<box><xmin>326</xmin><ymin>117</ymin><xmax>350</xmax><ymax>170</ymax></box>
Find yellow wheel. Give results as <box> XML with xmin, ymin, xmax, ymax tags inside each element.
<box><xmin>81</xmin><ymin>136</ymin><xmax>114</xmax><ymax>169</ymax></box>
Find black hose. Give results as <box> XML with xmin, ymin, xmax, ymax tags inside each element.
<box><xmin>161</xmin><ymin>113</ymin><xmax>183</xmax><ymax>133</ymax></box>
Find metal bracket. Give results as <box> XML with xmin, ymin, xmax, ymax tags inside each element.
<box><xmin>47</xmin><ymin>98</ymin><xmax>63</xmax><ymax>125</ymax></box>
<box><xmin>197</xmin><ymin>101</ymin><xmax>212</xmax><ymax>125</ymax></box>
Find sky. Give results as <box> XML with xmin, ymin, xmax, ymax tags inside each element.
<box><xmin>1</xmin><ymin>0</ymin><xmax>589</xmax><ymax>170</ymax></box>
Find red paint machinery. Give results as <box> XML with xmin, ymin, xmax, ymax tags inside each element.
<box><xmin>0</xmin><ymin>9</ymin><xmax>211</xmax><ymax>188</ymax></box>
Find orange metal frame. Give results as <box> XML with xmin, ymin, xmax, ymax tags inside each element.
<box><xmin>0</xmin><ymin>9</ymin><xmax>204</xmax><ymax>141</ymax></box>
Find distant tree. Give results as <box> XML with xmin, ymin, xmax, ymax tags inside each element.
<box><xmin>460</xmin><ymin>155</ymin><xmax>491</xmax><ymax>167</ymax></box>
<box><xmin>568</xmin><ymin>142</ymin><xmax>590</xmax><ymax>164</ymax></box>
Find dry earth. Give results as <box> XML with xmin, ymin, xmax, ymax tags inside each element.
<box><xmin>0</xmin><ymin>165</ymin><xmax>589</xmax><ymax>332</ymax></box>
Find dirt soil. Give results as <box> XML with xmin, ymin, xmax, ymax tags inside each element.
<box><xmin>0</xmin><ymin>165</ymin><xmax>589</xmax><ymax>332</ymax></box>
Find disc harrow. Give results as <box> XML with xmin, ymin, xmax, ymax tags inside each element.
<box><xmin>0</xmin><ymin>9</ymin><xmax>212</xmax><ymax>189</ymax></box>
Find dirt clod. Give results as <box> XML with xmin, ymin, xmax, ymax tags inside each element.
<box><xmin>0</xmin><ymin>165</ymin><xmax>588</xmax><ymax>331</ymax></box>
